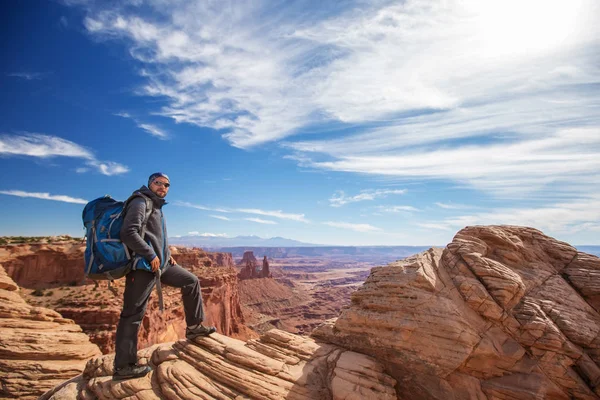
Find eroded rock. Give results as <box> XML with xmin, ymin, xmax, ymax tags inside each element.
<box><xmin>43</xmin><ymin>330</ymin><xmax>397</xmax><ymax>400</ymax></box>
<box><xmin>313</xmin><ymin>225</ymin><xmax>600</xmax><ymax>399</ymax></box>
<box><xmin>0</xmin><ymin>263</ymin><xmax>101</xmax><ymax>399</ymax></box>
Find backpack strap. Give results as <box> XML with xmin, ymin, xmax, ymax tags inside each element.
<box><xmin>129</xmin><ymin>193</ymin><xmax>164</xmax><ymax>312</ymax></box>
<box><xmin>139</xmin><ymin>195</ymin><xmax>153</xmax><ymax>241</ymax></box>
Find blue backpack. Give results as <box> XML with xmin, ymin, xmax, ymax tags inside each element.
<box><xmin>82</xmin><ymin>193</ymin><xmax>153</xmax><ymax>281</ymax></box>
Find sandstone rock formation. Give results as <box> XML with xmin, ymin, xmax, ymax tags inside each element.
<box><xmin>263</xmin><ymin>255</ymin><xmax>272</xmax><ymax>277</ymax></box>
<box><xmin>0</xmin><ymin>263</ymin><xmax>101</xmax><ymax>399</ymax></box>
<box><xmin>238</xmin><ymin>251</ymin><xmax>271</xmax><ymax>279</ymax></box>
<box><xmin>42</xmin><ymin>330</ymin><xmax>397</xmax><ymax>400</ymax></box>
<box><xmin>3</xmin><ymin>243</ymin><xmax>254</xmax><ymax>354</ymax></box>
<box><xmin>313</xmin><ymin>225</ymin><xmax>600</xmax><ymax>399</ymax></box>
<box><xmin>0</xmin><ymin>241</ymin><xmax>85</xmax><ymax>287</ymax></box>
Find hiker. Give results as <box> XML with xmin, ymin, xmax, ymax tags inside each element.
<box><xmin>113</xmin><ymin>172</ymin><xmax>216</xmax><ymax>381</ymax></box>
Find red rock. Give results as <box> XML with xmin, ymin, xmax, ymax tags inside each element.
<box><xmin>313</xmin><ymin>225</ymin><xmax>600</xmax><ymax>399</ymax></box>
<box><xmin>0</xmin><ymin>263</ymin><xmax>101</xmax><ymax>399</ymax></box>
<box><xmin>0</xmin><ymin>243</ymin><xmax>256</xmax><ymax>354</ymax></box>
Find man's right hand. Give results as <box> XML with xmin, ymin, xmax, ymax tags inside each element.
<box><xmin>150</xmin><ymin>256</ymin><xmax>160</xmax><ymax>272</ymax></box>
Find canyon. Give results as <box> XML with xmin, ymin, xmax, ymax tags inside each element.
<box><xmin>2</xmin><ymin>226</ymin><xmax>600</xmax><ymax>399</ymax></box>
<box><xmin>0</xmin><ymin>244</ymin><xmax>257</xmax><ymax>355</ymax></box>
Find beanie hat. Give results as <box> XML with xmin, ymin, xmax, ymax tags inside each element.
<box><xmin>148</xmin><ymin>172</ymin><xmax>170</xmax><ymax>187</ymax></box>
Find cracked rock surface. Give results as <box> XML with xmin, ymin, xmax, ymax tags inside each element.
<box><xmin>42</xmin><ymin>330</ymin><xmax>397</xmax><ymax>400</ymax></box>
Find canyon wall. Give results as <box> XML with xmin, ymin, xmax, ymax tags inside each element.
<box><xmin>0</xmin><ymin>243</ymin><xmax>254</xmax><ymax>354</ymax></box>
<box><xmin>0</xmin><ymin>242</ymin><xmax>85</xmax><ymax>287</ymax></box>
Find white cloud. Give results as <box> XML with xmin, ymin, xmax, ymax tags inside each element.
<box><xmin>137</xmin><ymin>123</ymin><xmax>168</xmax><ymax>139</ymax></box>
<box><xmin>435</xmin><ymin>202</ymin><xmax>471</xmax><ymax>210</ymax></box>
<box><xmin>377</xmin><ymin>205</ymin><xmax>419</xmax><ymax>213</ymax></box>
<box><xmin>236</xmin><ymin>208</ymin><xmax>308</xmax><ymax>223</ymax></box>
<box><xmin>0</xmin><ymin>190</ymin><xmax>88</xmax><ymax>204</ymax></box>
<box><xmin>245</xmin><ymin>217</ymin><xmax>277</xmax><ymax>225</ymax></box>
<box><xmin>187</xmin><ymin>232</ymin><xmax>228</xmax><ymax>237</ymax></box>
<box><xmin>87</xmin><ymin>160</ymin><xmax>130</xmax><ymax>176</ymax></box>
<box><xmin>115</xmin><ymin>112</ymin><xmax>169</xmax><ymax>139</ymax></box>
<box><xmin>323</xmin><ymin>221</ymin><xmax>382</xmax><ymax>232</ymax></box>
<box><xmin>176</xmin><ymin>201</ymin><xmax>307</xmax><ymax>222</ymax></box>
<box><xmin>0</xmin><ymin>133</ymin><xmax>129</xmax><ymax>176</ymax></box>
<box><xmin>175</xmin><ymin>201</ymin><xmax>230</xmax><ymax>213</ymax></box>
<box><xmin>0</xmin><ymin>133</ymin><xmax>93</xmax><ymax>158</ymax></box>
<box><xmin>422</xmin><ymin>197</ymin><xmax>600</xmax><ymax>234</ymax></box>
<box><xmin>209</xmin><ymin>215</ymin><xmax>231</xmax><ymax>221</ymax></box>
<box><xmin>74</xmin><ymin>0</ymin><xmax>600</xmax><ymax>203</ymax></box>
<box><xmin>329</xmin><ymin>189</ymin><xmax>406</xmax><ymax>207</ymax></box>
<box><xmin>302</xmin><ymin>127</ymin><xmax>600</xmax><ymax>198</ymax></box>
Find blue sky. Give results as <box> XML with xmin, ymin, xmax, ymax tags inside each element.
<box><xmin>1</xmin><ymin>0</ymin><xmax>599</xmax><ymax>246</ymax></box>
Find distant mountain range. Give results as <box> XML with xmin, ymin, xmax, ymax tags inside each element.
<box><xmin>168</xmin><ymin>235</ymin><xmax>600</xmax><ymax>259</ymax></box>
<box><xmin>169</xmin><ymin>235</ymin><xmax>316</xmax><ymax>248</ymax></box>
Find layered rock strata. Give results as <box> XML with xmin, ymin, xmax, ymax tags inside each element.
<box><xmin>0</xmin><ymin>241</ymin><xmax>85</xmax><ymax>287</ymax></box>
<box><xmin>0</xmin><ymin>264</ymin><xmax>101</xmax><ymax>399</ymax></box>
<box><xmin>42</xmin><ymin>329</ymin><xmax>397</xmax><ymax>400</ymax></box>
<box><xmin>5</xmin><ymin>244</ymin><xmax>254</xmax><ymax>353</ymax></box>
<box><xmin>313</xmin><ymin>225</ymin><xmax>600</xmax><ymax>399</ymax></box>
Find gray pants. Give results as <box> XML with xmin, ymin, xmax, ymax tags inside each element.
<box><xmin>114</xmin><ymin>264</ymin><xmax>205</xmax><ymax>368</ymax></box>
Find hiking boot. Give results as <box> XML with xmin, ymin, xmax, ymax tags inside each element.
<box><xmin>112</xmin><ymin>364</ymin><xmax>152</xmax><ymax>381</ymax></box>
<box><xmin>186</xmin><ymin>323</ymin><xmax>216</xmax><ymax>339</ymax></box>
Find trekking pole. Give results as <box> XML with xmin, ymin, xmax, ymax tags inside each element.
<box><xmin>155</xmin><ymin>268</ymin><xmax>164</xmax><ymax>312</ymax></box>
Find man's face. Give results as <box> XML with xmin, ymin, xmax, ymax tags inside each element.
<box><xmin>150</xmin><ymin>177</ymin><xmax>170</xmax><ymax>198</ymax></box>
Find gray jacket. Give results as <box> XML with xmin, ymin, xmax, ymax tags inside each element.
<box><xmin>120</xmin><ymin>186</ymin><xmax>171</xmax><ymax>271</ymax></box>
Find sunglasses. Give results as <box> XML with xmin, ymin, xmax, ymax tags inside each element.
<box><xmin>153</xmin><ymin>181</ymin><xmax>170</xmax><ymax>188</ymax></box>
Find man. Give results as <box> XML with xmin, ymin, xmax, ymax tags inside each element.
<box><xmin>113</xmin><ymin>172</ymin><xmax>216</xmax><ymax>381</ymax></box>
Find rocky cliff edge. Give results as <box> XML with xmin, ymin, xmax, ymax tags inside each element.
<box><xmin>0</xmin><ymin>264</ymin><xmax>101</xmax><ymax>399</ymax></box>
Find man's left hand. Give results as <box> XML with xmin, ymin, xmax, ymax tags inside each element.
<box><xmin>169</xmin><ymin>256</ymin><xmax>176</xmax><ymax>265</ymax></box>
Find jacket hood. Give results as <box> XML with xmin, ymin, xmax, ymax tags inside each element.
<box><xmin>136</xmin><ymin>185</ymin><xmax>167</xmax><ymax>208</ymax></box>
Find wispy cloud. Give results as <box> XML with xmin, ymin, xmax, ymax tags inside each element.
<box><xmin>329</xmin><ymin>189</ymin><xmax>406</xmax><ymax>207</ymax></box>
<box><xmin>245</xmin><ymin>217</ymin><xmax>277</xmax><ymax>225</ymax></box>
<box><xmin>323</xmin><ymin>221</ymin><xmax>382</xmax><ymax>232</ymax></box>
<box><xmin>0</xmin><ymin>190</ymin><xmax>87</xmax><ymax>204</ymax></box>
<box><xmin>7</xmin><ymin>72</ymin><xmax>46</xmax><ymax>80</ymax></box>
<box><xmin>74</xmin><ymin>0</ymin><xmax>599</xmax><ymax>202</ymax></box>
<box><xmin>187</xmin><ymin>232</ymin><xmax>228</xmax><ymax>237</ymax></box>
<box><xmin>138</xmin><ymin>123</ymin><xmax>168</xmax><ymax>139</ymax></box>
<box><xmin>298</xmin><ymin>127</ymin><xmax>600</xmax><ymax>198</ymax></box>
<box><xmin>209</xmin><ymin>215</ymin><xmax>231</xmax><ymax>221</ymax></box>
<box><xmin>435</xmin><ymin>202</ymin><xmax>471</xmax><ymax>210</ymax></box>
<box><xmin>115</xmin><ymin>112</ymin><xmax>169</xmax><ymax>139</ymax></box>
<box><xmin>421</xmin><ymin>197</ymin><xmax>600</xmax><ymax>234</ymax></box>
<box><xmin>175</xmin><ymin>201</ymin><xmax>230</xmax><ymax>213</ymax></box>
<box><xmin>377</xmin><ymin>205</ymin><xmax>420</xmax><ymax>213</ymax></box>
<box><xmin>0</xmin><ymin>133</ymin><xmax>129</xmax><ymax>175</ymax></box>
<box><xmin>176</xmin><ymin>201</ymin><xmax>307</xmax><ymax>222</ymax></box>
<box><xmin>236</xmin><ymin>208</ymin><xmax>308</xmax><ymax>223</ymax></box>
